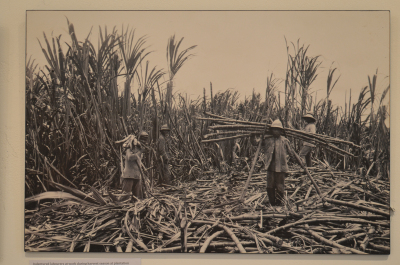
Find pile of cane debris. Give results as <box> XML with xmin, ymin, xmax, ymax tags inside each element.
<box><xmin>25</xmin><ymin>163</ymin><xmax>390</xmax><ymax>254</ymax></box>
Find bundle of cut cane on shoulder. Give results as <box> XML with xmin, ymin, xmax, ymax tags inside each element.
<box><xmin>196</xmin><ymin>112</ymin><xmax>359</xmax><ymax>157</ymax></box>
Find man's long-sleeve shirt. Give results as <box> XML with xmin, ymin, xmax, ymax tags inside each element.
<box><xmin>303</xmin><ymin>123</ymin><xmax>316</xmax><ymax>147</ymax></box>
<box><xmin>123</xmin><ymin>146</ymin><xmax>142</xmax><ymax>179</ymax></box>
<box><xmin>158</xmin><ymin>135</ymin><xmax>169</xmax><ymax>162</ymax></box>
<box><xmin>251</xmin><ymin>135</ymin><xmax>295</xmax><ymax>172</ymax></box>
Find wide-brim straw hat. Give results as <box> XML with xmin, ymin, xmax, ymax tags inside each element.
<box><xmin>302</xmin><ymin>113</ymin><xmax>316</xmax><ymax>122</ymax></box>
<box><xmin>139</xmin><ymin>131</ymin><xmax>149</xmax><ymax>138</ymax></box>
<box><xmin>270</xmin><ymin>119</ymin><xmax>284</xmax><ymax>129</ymax></box>
<box><xmin>160</xmin><ymin>124</ymin><xmax>171</xmax><ymax>131</ymax></box>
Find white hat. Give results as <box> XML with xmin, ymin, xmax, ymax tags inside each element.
<box><xmin>302</xmin><ymin>113</ymin><xmax>316</xmax><ymax>122</ymax></box>
<box><xmin>270</xmin><ymin>119</ymin><xmax>283</xmax><ymax>129</ymax></box>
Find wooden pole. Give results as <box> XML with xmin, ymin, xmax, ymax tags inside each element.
<box><xmin>210</xmin><ymin>82</ymin><xmax>214</xmax><ymax>113</ymax></box>
<box><xmin>291</xmin><ymin>150</ymin><xmax>323</xmax><ymax>199</ymax></box>
<box><xmin>203</xmin><ymin>87</ymin><xmax>206</xmax><ymax>113</ymax></box>
<box><xmin>239</xmin><ymin>120</ymin><xmax>269</xmax><ymax>202</ymax></box>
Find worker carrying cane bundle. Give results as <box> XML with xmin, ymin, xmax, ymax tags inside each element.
<box><xmin>299</xmin><ymin>113</ymin><xmax>317</xmax><ymax>167</ymax></box>
<box><xmin>250</xmin><ymin>119</ymin><xmax>296</xmax><ymax>207</ymax></box>
<box><xmin>121</xmin><ymin>135</ymin><xmax>144</xmax><ymax>201</ymax></box>
<box><xmin>138</xmin><ymin>130</ymin><xmax>150</xmax><ymax>168</ymax></box>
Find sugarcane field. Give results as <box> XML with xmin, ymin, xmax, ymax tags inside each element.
<box><xmin>25</xmin><ymin>11</ymin><xmax>390</xmax><ymax>254</ymax></box>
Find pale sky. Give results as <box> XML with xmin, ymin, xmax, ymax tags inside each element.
<box><xmin>26</xmin><ymin>11</ymin><xmax>389</xmax><ymax>112</ymax></box>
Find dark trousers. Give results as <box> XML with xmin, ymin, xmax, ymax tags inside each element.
<box><xmin>299</xmin><ymin>145</ymin><xmax>313</xmax><ymax>167</ymax></box>
<box><xmin>267</xmin><ymin>171</ymin><xmax>286</xmax><ymax>206</ymax></box>
<box><xmin>158</xmin><ymin>161</ymin><xmax>171</xmax><ymax>185</ymax></box>
<box><xmin>121</xmin><ymin>178</ymin><xmax>143</xmax><ymax>199</ymax></box>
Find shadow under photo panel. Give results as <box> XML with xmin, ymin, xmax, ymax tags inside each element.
<box><xmin>24</xmin><ymin>10</ymin><xmax>390</xmax><ymax>253</ymax></box>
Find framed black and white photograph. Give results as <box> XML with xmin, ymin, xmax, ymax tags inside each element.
<box><xmin>24</xmin><ymin>10</ymin><xmax>390</xmax><ymax>254</ymax></box>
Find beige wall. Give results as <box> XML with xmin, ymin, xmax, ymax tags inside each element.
<box><xmin>0</xmin><ymin>0</ymin><xmax>398</xmax><ymax>264</ymax></box>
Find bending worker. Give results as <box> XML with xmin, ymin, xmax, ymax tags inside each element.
<box><xmin>299</xmin><ymin>113</ymin><xmax>316</xmax><ymax>167</ymax></box>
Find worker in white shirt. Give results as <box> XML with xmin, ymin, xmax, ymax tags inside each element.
<box><xmin>299</xmin><ymin>114</ymin><xmax>316</xmax><ymax>167</ymax></box>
